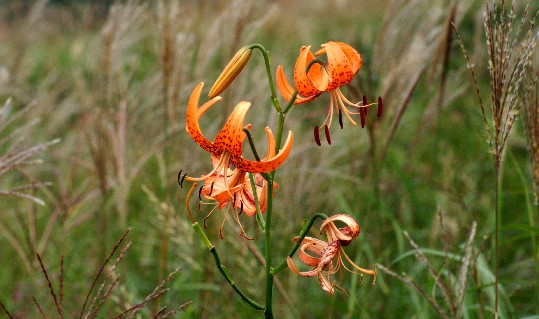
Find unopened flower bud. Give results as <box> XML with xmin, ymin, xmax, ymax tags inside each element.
<box><xmin>208</xmin><ymin>46</ymin><xmax>252</xmax><ymax>98</ymax></box>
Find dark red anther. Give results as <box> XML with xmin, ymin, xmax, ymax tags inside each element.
<box><xmin>198</xmin><ymin>186</ymin><xmax>203</xmax><ymax>200</ymax></box>
<box><xmin>362</xmin><ymin>95</ymin><xmax>368</xmax><ymax>115</ymax></box>
<box><xmin>324</xmin><ymin>125</ymin><xmax>331</xmax><ymax>145</ymax></box>
<box><xmin>233</xmin><ymin>193</ymin><xmax>237</xmax><ymax>206</ymax></box>
<box><xmin>238</xmin><ymin>201</ymin><xmax>244</xmax><ymax>215</ymax></box>
<box><xmin>360</xmin><ymin>107</ymin><xmax>366</xmax><ymax>128</ymax></box>
<box><xmin>314</xmin><ymin>126</ymin><xmax>321</xmax><ymax>146</ymax></box>
<box><xmin>377</xmin><ymin>97</ymin><xmax>383</xmax><ymax>117</ymax></box>
<box><xmin>177</xmin><ymin>171</ymin><xmax>187</xmax><ymax>188</ymax></box>
<box><xmin>209</xmin><ymin>182</ymin><xmax>215</xmax><ymax>196</ymax></box>
<box><xmin>338</xmin><ymin>108</ymin><xmax>343</xmax><ymax>129</ymax></box>
<box><xmin>177</xmin><ymin>170</ymin><xmax>183</xmax><ymax>187</ymax></box>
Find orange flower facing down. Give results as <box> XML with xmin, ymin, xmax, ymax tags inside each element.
<box><xmin>286</xmin><ymin>214</ymin><xmax>376</xmax><ymax>295</ymax></box>
<box><xmin>199</xmin><ymin>126</ymin><xmax>280</xmax><ymax>217</ymax></box>
<box><xmin>276</xmin><ymin>41</ymin><xmax>378</xmax><ymax>145</ymax></box>
<box><xmin>196</xmin><ymin>159</ymin><xmax>273</xmax><ymax>239</ymax></box>
<box><xmin>185</xmin><ymin>82</ymin><xmax>294</xmax><ymax>184</ymax></box>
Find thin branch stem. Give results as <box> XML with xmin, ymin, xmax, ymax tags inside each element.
<box><xmin>271</xmin><ymin>213</ymin><xmax>328</xmax><ymax>275</ymax></box>
<box><xmin>191</xmin><ymin>223</ymin><xmax>264</xmax><ymax>311</ymax></box>
<box><xmin>248</xmin><ymin>44</ymin><xmax>282</xmax><ymax>113</ymax></box>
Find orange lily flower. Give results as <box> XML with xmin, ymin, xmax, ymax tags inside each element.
<box><xmin>185</xmin><ymin>82</ymin><xmax>294</xmax><ymax>184</ymax></box>
<box><xmin>198</xmin><ymin>126</ymin><xmax>280</xmax><ymax>217</ymax></box>
<box><xmin>286</xmin><ymin>214</ymin><xmax>376</xmax><ymax>295</ymax></box>
<box><xmin>276</xmin><ymin>41</ymin><xmax>376</xmax><ymax>145</ymax></box>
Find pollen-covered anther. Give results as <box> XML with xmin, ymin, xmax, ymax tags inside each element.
<box><xmin>209</xmin><ymin>46</ymin><xmax>253</xmax><ymax>98</ymax></box>
<box><xmin>359</xmin><ymin>107</ymin><xmax>366</xmax><ymax>128</ymax></box>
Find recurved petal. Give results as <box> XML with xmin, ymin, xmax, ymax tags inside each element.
<box><xmin>320</xmin><ymin>41</ymin><xmax>355</xmax><ymax>91</ymax></box>
<box><xmin>262</xmin><ymin>127</ymin><xmax>276</xmax><ymax>160</ymax></box>
<box><xmin>186</xmin><ymin>82</ymin><xmax>221</xmax><ymax>153</ymax></box>
<box><xmin>213</xmin><ymin>101</ymin><xmax>251</xmax><ymax>157</ymax></box>
<box><xmin>335</xmin><ymin>42</ymin><xmax>362</xmax><ymax>74</ymax></box>
<box><xmin>233</xmin><ymin>130</ymin><xmax>294</xmax><ymax>173</ymax></box>
<box><xmin>320</xmin><ymin>214</ymin><xmax>360</xmax><ymax>242</ymax></box>
<box><xmin>294</xmin><ymin>46</ymin><xmax>325</xmax><ymax>97</ymax></box>
<box><xmin>298</xmin><ymin>238</ymin><xmax>328</xmax><ymax>267</ymax></box>
<box><xmin>276</xmin><ymin>66</ymin><xmax>320</xmax><ymax>104</ymax></box>
<box><xmin>286</xmin><ymin>257</ymin><xmax>319</xmax><ymax>277</ymax></box>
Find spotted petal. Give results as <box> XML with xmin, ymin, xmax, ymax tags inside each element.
<box><xmin>233</xmin><ymin>130</ymin><xmax>294</xmax><ymax>173</ymax></box>
<box><xmin>213</xmin><ymin>101</ymin><xmax>250</xmax><ymax>157</ymax></box>
<box><xmin>335</xmin><ymin>42</ymin><xmax>362</xmax><ymax>74</ymax></box>
<box><xmin>186</xmin><ymin>82</ymin><xmax>222</xmax><ymax>154</ymax></box>
<box><xmin>294</xmin><ymin>46</ymin><xmax>328</xmax><ymax>97</ymax></box>
<box><xmin>320</xmin><ymin>214</ymin><xmax>360</xmax><ymax>243</ymax></box>
<box><xmin>317</xmin><ymin>41</ymin><xmax>355</xmax><ymax>91</ymax></box>
<box><xmin>276</xmin><ymin>65</ymin><xmax>319</xmax><ymax>104</ymax></box>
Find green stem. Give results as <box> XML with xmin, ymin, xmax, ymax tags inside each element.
<box><xmin>243</xmin><ymin>128</ymin><xmax>261</xmax><ymax>162</ymax></box>
<box><xmin>264</xmin><ymin>179</ymin><xmax>275</xmax><ymax>319</ymax></box>
<box><xmin>248</xmin><ymin>44</ymin><xmax>282</xmax><ymax>113</ymax></box>
<box><xmin>271</xmin><ymin>213</ymin><xmax>328</xmax><ymax>275</ymax></box>
<box><xmin>192</xmin><ymin>223</ymin><xmax>264</xmax><ymax>311</ymax></box>
<box><xmin>282</xmin><ymin>90</ymin><xmax>298</xmax><ymax>115</ymax></box>
<box><xmin>274</xmin><ymin>113</ymin><xmax>286</xmax><ymax>157</ymax></box>
<box><xmin>249</xmin><ymin>173</ymin><xmax>265</xmax><ymax>231</ymax></box>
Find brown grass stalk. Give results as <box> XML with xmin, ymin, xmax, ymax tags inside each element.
<box><xmin>455</xmin><ymin>1</ymin><xmax>539</xmax><ymax>316</ymax></box>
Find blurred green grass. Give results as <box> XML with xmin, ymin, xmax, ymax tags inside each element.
<box><xmin>1</xmin><ymin>0</ymin><xmax>538</xmax><ymax>318</ymax></box>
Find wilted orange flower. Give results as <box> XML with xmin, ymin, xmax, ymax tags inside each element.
<box><xmin>286</xmin><ymin>214</ymin><xmax>376</xmax><ymax>295</ymax></box>
<box><xmin>185</xmin><ymin>82</ymin><xmax>294</xmax><ymax>187</ymax></box>
<box><xmin>276</xmin><ymin>41</ymin><xmax>377</xmax><ymax>145</ymax></box>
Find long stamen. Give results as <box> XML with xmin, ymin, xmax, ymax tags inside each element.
<box><xmin>335</xmin><ymin>92</ymin><xmax>358</xmax><ymax>126</ymax></box>
<box><xmin>203</xmin><ymin>203</ymin><xmax>219</xmax><ymax>229</ymax></box>
<box><xmin>340</xmin><ymin>248</ymin><xmax>377</xmax><ymax>284</ymax></box>
<box><xmin>219</xmin><ymin>205</ymin><xmax>230</xmax><ymax>239</ymax></box>
<box><xmin>362</xmin><ymin>95</ymin><xmax>368</xmax><ymax>115</ymax></box>
<box><xmin>231</xmin><ymin>203</ymin><xmax>254</xmax><ymax>240</ymax></box>
<box><xmin>185</xmin><ymin>153</ymin><xmax>230</xmax><ymax>182</ymax></box>
<box><xmin>185</xmin><ymin>182</ymin><xmax>197</xmax><ymax>223</ymax></box>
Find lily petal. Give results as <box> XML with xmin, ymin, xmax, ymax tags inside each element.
<box><xmin>336</xmin><ymin>42</ymin><xmax>362</xmax><ymax>74</ymax></box>
<box><xmin>320</xmin><ymin>214</ymin><xmax>360</xmax><ymax>242</ymax></box>
<box><xmin>286</xmin><ymin>257</ymin><xmax>320</xmax><ymax>277</ymax></box>
<box><xmin>276</xmin><ymin>65</ymin><xmax>321</xmax><ymax>104</ymax></box>
<box><xmin>186</xmin><ymin>82</ymin><xmax>222</xmax><ymax>153</ymax></box>
<box><xmin>298</xmin><ymin>238</ymin><xmax>328</xmax><ymax>267</ymax></box>
<box><xmin>262</xmin><ymin>127</ymin><xmax>276</xmax><ymax>161</ymax></box>
<box><xmin>233</xmin><ymin>130</ymin><xmax>294</xmax><ymax>173</ymax></box>
<box><xmin>213</xmin><ymin>101</ymin><xmax>251</xmax><ymax>157</ymax></box>
<box><xmin>294</xmin><ymin>46</ymin><xmax>326</xmax><ymax>97</ymax></box>
<box><xmin>320</xmin><ymin>41</ymin><xmax>354</xmax><ymax>91</ymax></box>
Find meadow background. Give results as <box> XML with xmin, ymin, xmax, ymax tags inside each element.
<box><xmin>1</xmin><ymin>0</ymin><xmax>539</xmax><ymax>318</ymax></box>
